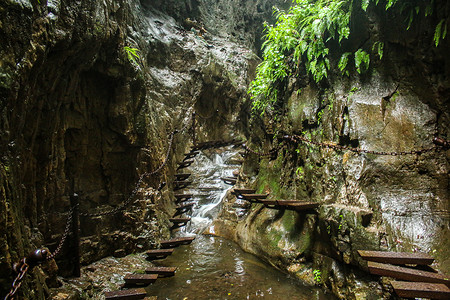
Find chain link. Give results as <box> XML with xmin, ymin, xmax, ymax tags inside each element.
<box><xmin>283</xmin><ymin>134</ymin><xmax>441</xmax><ymax>156</ymax></box>
<box><xmin>78</xmin><ymin>110</ymin><xmax>195</xmax><ymax>218</ymax></box>
<box><xmin>46</xmin><ymin>205</ymin><xmax>75</xmax><ymax>260</ymax></box>
<box><xmin>4</xmin><ymin>260</ymin><xmax>29</xmax><ymax>300</ymax></box>
<box><xmin>4</xmin><ymin>111</ymin><xmax>199</xmax><ymax>298</ymax></box>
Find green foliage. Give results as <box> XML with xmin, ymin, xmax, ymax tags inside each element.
<box><xmin>434</xmin><ymin>19</ymin><xmax>448</xmax><ymax>47</ymax></box>
<box><xmin>295</xmin><ymin>166</ymin><xmax>304</xmax><ymax>179</ymax></box>
<box><xmin>313</xmin><ymin>269</ymin><xmax>322</xmax><ymax>283</ymax></box>
<box><xmin>354</xmin><ymin>49</ymin><xmax>370</xmax><ymax>74</ymax></box>
<box><xmin>338</xmin><ymin>52</ymin><xmax>351</xmax><ymax>76</ymax></box>
<box><xmin>124</xmin><ymin>46</ymin><xmax>141</xmax><ymax>68</ymax></box>
<box><xmin>249</xmin><ymin>0</ymin><xmax>444</xmax><ymax>115</ymax></box>
<box><xmin>249</xmin><ymin>0</ymin><xmax>352</xmax><ymax>113</ymax></box>
<box><xmin>372</xmin><ymin>41</ymin><xmax>384</xmax><ymax>59</ymax></box>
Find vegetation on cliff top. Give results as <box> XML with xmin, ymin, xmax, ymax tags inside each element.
<box><xmin>249</xmin><ymin>0</ymin><xmax>447</xmax><ymax>115</ymax></box>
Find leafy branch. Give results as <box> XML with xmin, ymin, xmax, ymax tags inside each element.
<box><xmin>124</xmin><ymin>46</ymin><xmax>141</xmax><ymax>68</ymax></box>
<box><xmin>248</xmin><ymin>0</ymin><xmax>446</xmax><ymax>115</ymax></box>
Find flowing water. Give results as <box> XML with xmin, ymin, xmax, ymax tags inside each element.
<box><xmin>149</xmin><ymin>147</ymin><xmax>335</xmax><ymax>299</ymax></box>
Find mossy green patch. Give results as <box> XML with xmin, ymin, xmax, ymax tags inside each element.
<box><xmin>256</xmin><ymin>152</ymin><xmax>288</xmax><ymax>198</ymax></box>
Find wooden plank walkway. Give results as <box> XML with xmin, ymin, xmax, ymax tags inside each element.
<box><xmin>176</xmin><ymin>202</ymin><xmax>195</xmax><ymax>210</ymax></box>
<box><xmin>391</xmin><ymin>281</ymin><xmax>450</xmax><ymax>299</ymax></box>
<box><xmin>221</xmin><ymin>177</ymin><xmax>237</xmax><ymax>185</ymax></box>
<box><xmin>161</xmin><ymin>236</ymin><xmax>195</xmax><ymax>248</ymax></box>
<box><xmin>169</xmin><ymin>217</ymin><xmax>191</xmax><ymax>223</ymax></box>
<box><xmin>124</xmin><ymin>274</ymin><xmax>158</xmax><ymax>286</ymax></box>
<box><xmin>146</xmin><ymin>249</ymin><xmax>174</xmax><ymax>260</ymax></box>
<box><xmin>358</xmin><ymin>250</ymin><xmax>434</xmax><ymax>265</ymax></box>
<box><xmin>367</xmin><ymin>261</ymin><xmax>450</xmax><ymax>286</ymax></box>
<box><xmin>184</xmin><ymin>151</ymin><xmax>199</xmax><ymax>159</ymax></box>
<box><xmin>232</xmin><ymin>188</ymin><xmax>256</xmax><ymax>196</ymax></box>
<box><xmin>260</xmin><ymin>200</ymin><xmax>319</xmax><ymax>211</ymax></box>
<box><xmin>177</xmin><ymin>160</ymin><xmax>194</xmax><ymax>169</ymax></box>
<box><xmin>174</xmin><ymin>173</ymin><xmax>191</xmax><ymax>180</ymax></box>
<box><xmin>173</xmin><ymin>181</ymin><xmax>192</xmax><ymax>190</ymax></box>
<box><xmin>241</xmin><ymin>194</ymin><xmax>269</xmax><ymax>203</ymax></box>
<box><xmin>146</xmin><ymin>267</ymin><xmax>177</xmax><ymax>277</ymax></box>
<box><xmin>105</xmin><ymin>288</ymin><xmax>147</xmax><ymax>300</ymax></box>
<box><xmin>173</xmin><ymin>203</ymin><xmax>194</xmax><ymax>216</ymax></box>
<box><xmin>169</xmin><ymin>217</ymin><xmax>191</xmax><ymax>229</ymax></box>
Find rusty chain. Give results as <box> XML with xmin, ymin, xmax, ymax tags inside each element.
<box><xmin>283</xmin><ymin>134</ymin><xmax>442</xmax><ymax>156</ymax></box>
<box><xmin>4</xmin><ymin>260</ymin><xmax>29</xmax><ymax>300</ymax></box>
<box><xmin>241</xmin><ymin>133</ymin><xmax>447</xmax><ymax>158</ymax></box>
<box><xmin>78</xmin><ymin>110</ymin><xmax>195</xmax><ymax>218</ymax></box>
<box><xmin>4</xmin><ymin>111</ymin><xmax>197</xmax><ymax>299</ymax></box>
<box><xmin>46</xmin><ymin>206</ymin><xmax>76</xmax><ymax>260</ymax></box>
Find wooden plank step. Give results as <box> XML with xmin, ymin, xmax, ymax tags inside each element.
<box><xmin>174</xmin><ymin>194</ymin><xmax>193</xmax><ymax>200</ymax></box>
<box><xmin>173</xmin><ymin>181</ymin><xmax>192</xmax><ymax>190</ymax></box>
<box><xmin>221</xmin><ymin>177</ymin><xmax>237</xmax><ymax>185</ymax></box>
<box><xmin>177</xmin><ymin>160</ymin><xmax>194</xmax><ymax>169</ymax></box>
<box><xmin>367</xmin><ymin>261</ymin><xmax>450</xmax><ymax>286</ymax></box>
<box><xmin>146</xmin><ymin>249</ymin><xmax>174</xmax><ymax>259</ymax></box>
<box><xmin>105</xmin><ymin>288</ymin><xmax>147</xmax><ymax>300</ymax></box>
<box><xmin>175</xmin><ymin>173</ymin><xmax>191</xmax><ymax>180</ymax></box>
<box><xmin>124</xmin><ymin>274</ymin><xmax>158</xmax><ymax>286</ymax></box>
<box><xmin>160</xmin><ymin>236</ymin><xmax>195</xmax><ymax>248</ymax></box>
<box><xmin>184</xmin><ymin>152</ymin><xmax>199</xmax><ymax>159</ymax></box>
<box><xmin>288</xmin><ymin>202</ymin><xmax>319</xmax><ymax>211</ymax></box>
<box><xmin>173</xmin><ymin>180</ymin><xmax>192</xmax><ymax>185</ymax></box>
<box><xmin>358</xmin><ymin>250</ymin><xmax>434</xmax><ymax>265</ymax></box>
<box><xmin>169</xmin><ymin>217</ymin><xmax>191</xmax><ymax>223</ymax></box>
<box><xmin>233</xmin><ymin>188</ymin><xmax>256</xmax><ymax>195</ymax></box>
<box><xmin>260</xmin><ymin>200</ymin><xmax>319</xmax><ymax>211</ymax></box>
<box><xmin>176</xmin><ymin>202</ymin><xmax>195</xmax><ymax>210</ymax></box>
<box><xmin>173</xmin><ymin>203</ymin><xmax>194</xmax><ymax>216</ymax></box>
<box><xmin>146</xmin><ymin>267</ymin><xmax>177</xmax><ymax>277</ymax></box>
<box><xmin>391</xmin><ymin>281</ymin><xmax>450</xmax><ymax>299</ymax></box>
<box><xmin>241</xmin><ymin>194</ymin><xmax>269</xmax><ymax>200</ymax></box>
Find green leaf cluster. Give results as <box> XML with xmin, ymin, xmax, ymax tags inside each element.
<box><xmin>124</xmin><ymin>46</ymin><xmax>141</xmax><ymax>68</ymax></box>
<box><xmin>249</xmin><ymin>0</ymin><xmax>353</xmax><ymax>113</ymax></box>
<box><xmin>248</xmin><ymin>0</ymin><xmax>445</xmax><ymax>115</ymax></box>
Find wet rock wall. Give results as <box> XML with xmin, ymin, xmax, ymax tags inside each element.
<box><xmin>214</xmin><ymin>2</ymin><xmax>450</xmax><ymax>299</ymax></box>
<box><xmin>0</xmin><ymin>0</ymin><xmax>272</xmax><ymax>297</ymax></box>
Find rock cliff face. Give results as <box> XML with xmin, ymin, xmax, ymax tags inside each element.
<box><xmin>1</xmin><ymin>0</ymin><xmax>449</xmax><ymax>299</ymax></box>
<box><xmin>0</xmin><ymin>0</ymin><xmax>281</xmax><ymax>297</ymax></box>
<box><xmin>211</xmin><ymin>2</ymin><xmax>450</xmax><ymax>299</ymax></box>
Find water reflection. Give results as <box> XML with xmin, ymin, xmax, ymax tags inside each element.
<box><xmin>148</xmin><ymin>236</ymin><xmax>334</xmax><ymax>299</ymax></box>
<box><xmin>153</xmin><ymin>147</ymin><xmax>335</xmax><ymax>299</ymax></box>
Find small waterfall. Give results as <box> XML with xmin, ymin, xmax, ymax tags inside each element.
<box><xmin>178</xmin><ymin>146</ymin><xmax>241</xmax><ymax>235</ymax></box>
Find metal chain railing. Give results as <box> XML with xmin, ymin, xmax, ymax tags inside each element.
<box><xmin>4</xmin><ymin>205</ymin><xmax>76</xmax><ymax>299</ymax></box>
<box><xmin>239</xmin><ymin>133</ymin><xmax>448</xmax><ymax>158</ymax></box>
<box><xmin>4</xmin><ymin>110</ymin><xmax>196</xmax><ymax>299</ymax></box>
<box><xmin>46</xmin><ymin>205</ymin><xmax>77</xmax><ymax>260</ymax></box>
<box><xmin>283</xmin><ymin>134</ymin><xmax>445</xmax><ymax>156</ymax></box>
<box><xmin>4</xmin><ymin>260</ymin><xmax>29</xmax><ymax>300</ymax></box>
<box><xmin>78</xmin><ymin>115</ymin><xmax>195</xmax><ymax>218</ymax></box>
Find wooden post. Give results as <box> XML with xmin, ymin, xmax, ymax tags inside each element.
<box><xmin>70</xmin><ymin>193</ymin><xmax>81</xmax><ymax>277</ymax></box>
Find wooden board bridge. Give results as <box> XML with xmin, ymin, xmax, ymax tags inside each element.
<box><xmin>358</xmin><ymin>250</ymin><xmax>450</xmax><ymax>299</ymax></box>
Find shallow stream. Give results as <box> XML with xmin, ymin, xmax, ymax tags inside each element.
<box><xmin>148</xmin><ymin>147</ymin><xmax>334</xmax><ymax>299</ymax></box>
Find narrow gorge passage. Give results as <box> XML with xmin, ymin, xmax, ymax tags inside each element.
<box><xmin>1</xmin><ymin>1</ymin><xmax>449</xmax><ymax>299</ymax></box>
<box><xmin>151</xmin><ymin>146</ymin><xmax>334</xmax><ymax>299</ymax></box>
